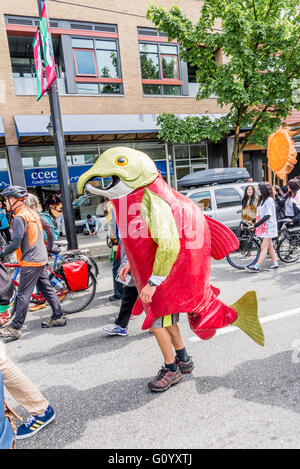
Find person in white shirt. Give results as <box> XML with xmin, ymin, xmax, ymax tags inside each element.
<box><xmin>246</xmin><ymin>182</ymin><xmax>279</xmax><ymax>272</ymax></box>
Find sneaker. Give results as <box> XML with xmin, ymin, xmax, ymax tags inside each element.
<box><xmin>148</xmin><ymin>366</ymin><xmax>182</xmax><ymax>392</ymax></box>
<box><xmin>41</xmin><ymin>316</ymin><xmax>66</xmax><ymax>328</ymax></box>
<box><xmin>268</xmin><ymin>263</ymin><xmax>279</xmax><ymax>271</ymax></box>
<box><xmin>245</xmin><ymin>264</ymin><xmax>260</xmax><ymax>272</ymax></box>
<box><xmin>109</xmin><ymin>295</ymin><xmax>122</xmax><ymax>302</ymax></box>
<box><xmin>16</xmin><ymin>405</ymin><xmax>55</xmax><ymax>440</ymax></box>
<box><xmin>0</xmin><ymin>325</ymin><xmax>21</xmax><ymax>341</ymax></box>
<box><xmin>103</xmin><ymin>324</ymin><xmax>128</xmax><ymax>336</ymax></box>
<box><xmin>175</xmin><ymin>356</ymin><xmax>194</xmax><ymax>374</ymax></box>
<box><xmin>29</xmin><ymin>302</ymin><xmax>46</xmax><ymax>312</ymax></box>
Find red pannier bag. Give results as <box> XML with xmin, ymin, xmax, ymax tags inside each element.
<box><xmin>61</xmin><ymin>261</ymin><xmax>89</xmax><ymax>291</ymax></box>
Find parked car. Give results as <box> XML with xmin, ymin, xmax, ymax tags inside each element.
<box><xmin>181</xmin><ymin>182</ymin><xmax>259</xmax><ymax>231</ymax></box>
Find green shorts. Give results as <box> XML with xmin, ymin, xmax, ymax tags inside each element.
<box><xmin>151</xmin><ymin>313</ymin><xmax>180</xmax><ymax>329</ymax></box>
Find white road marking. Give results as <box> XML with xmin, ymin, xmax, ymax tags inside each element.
<box><xmin>188</xmin><ymin>307</ymin><xmax>300</xmax><ymax>342</ymax></box>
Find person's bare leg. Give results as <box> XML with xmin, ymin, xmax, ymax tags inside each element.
<box><xmin>166</xmin><ymin>323</ymin><xmax>185</xmax><ymax>350</ymax></box>
<box><xmin>150</xmin><ymin>327</ymin><xmax>175</xmax><ymax>364</ymax></box>
<box><xmin>256</xmin><ymin>238</ymin><xmax>271</xmax><ymax>266</ymax></box>
<box><xmin>268</xmin><ymin>239</ymin><xmax>277</xmax><ymax>263</ymax></box>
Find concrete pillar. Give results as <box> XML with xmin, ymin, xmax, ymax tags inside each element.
<box><xmin>6</xmin><ymin>145</ymin><xmax>26</xmax><ymax>187</ymax></box>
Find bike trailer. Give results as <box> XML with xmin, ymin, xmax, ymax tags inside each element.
<box><xmin>0</xmin><ymin>372</ymin><xmax>15</xmax><ymax>449</ymax></box>
<box><xmin>60</xmin><ymin>260</ymin><xmax>90</xmax><ymax>291</ymax></box>
<box><xmin>0</xmin><ymin>264</ymin><xmax>15</xmax><ymax>309</ymax></box>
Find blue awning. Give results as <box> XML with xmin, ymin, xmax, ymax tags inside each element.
<box><xmin>0</xmin><ymin>117</ymin><xmax>5</xmax><ymax>137</ymax></box>
<box><xmin>14</xmin><ymin>113</ymin><xmax>225</xmax><ymax>139</ymax></box>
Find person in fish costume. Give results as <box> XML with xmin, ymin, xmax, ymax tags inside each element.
<box><xmin>77</xmin><ymin>147</ymin><xmax>264</xmax><ymax>390</ymax></box>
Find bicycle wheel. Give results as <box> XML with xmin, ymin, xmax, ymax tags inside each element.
<box><xmin>226</xmin><ymin>236</ymin><xmax>260</xmax><ymax>269</ymax></box>
<box><xmin>49</xmin><ymin>270</ymin><xmax>97</xmax><ymax>314</ymax></box>
<box><xmin>278</xmin><ymin>234</ymin><xmax>300</xmax><ymax>263</ymax></box>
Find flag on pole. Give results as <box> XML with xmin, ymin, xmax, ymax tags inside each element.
<box><xmin>32</xmin><ymin>30</ymin><xmax>46</xmax><ymax>101</ymax></box>
<box><xmin>39</xmin><ymin>2</ymin><xmax>57</xmax><ymax>89</ymax></box>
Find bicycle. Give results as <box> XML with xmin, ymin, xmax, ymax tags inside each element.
<box><xmin>3</xmin><ymin>255</ymin><xmax>97</xmax><ymax>316</ymax></box>
<box><xmin>52</xmin><ymin>240</ymin><xmax>99</xmax><ymax>278</ymax></box>
<box><xmin>277</xmin><ymin>224</ymin><xmax>300</xmax><ymax>263</ymax></box>
<box><xmin>226</xmin><ymin>219</ymin><xmax>300</xmax><ymax>269</ymax></box>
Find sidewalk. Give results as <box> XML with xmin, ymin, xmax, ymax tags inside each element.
<box><xmin>77</xmin><ymin>232</ymin><xmax>111</xmax><ymax>261</ymax></box>
<box><xmin>58</xmin><ymin>226</ymin><xmax>111</xmax><ymax>262</ymax></box>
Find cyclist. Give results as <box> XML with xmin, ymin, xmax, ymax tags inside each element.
<box><xmin>25</xmin><ymin>193</ymin><xmax>62</xmax><ymax>312</ymax></box>
<box><xmin>0</xmin><ymin>186</ymin><xmax>66</xmax><ymax>341</ymax></box>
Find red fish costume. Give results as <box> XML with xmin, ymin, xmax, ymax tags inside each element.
<box><xmin>113</xmin><ymin>175</ymin><xmax>252</xmax><ymax>341</ymax></box>
<box><xmin>78</xmin><ymin>147</ymin><xmax>264</xmax><ymax>346</ymax></box>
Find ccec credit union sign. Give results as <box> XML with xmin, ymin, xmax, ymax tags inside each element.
<box><xmin>26</xmin><ymin>165</ymin><xmax>93</xmax><ymax>186</ymax></box>
<box><xmin>0</xmin><ymin>161</ymin><xmax>171</xmax><ymax>189</ymax></box>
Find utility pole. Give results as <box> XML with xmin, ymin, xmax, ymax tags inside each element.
<box><xmin>37</xmin><ymin>0</ymin><xmax>78</xmax><ymax>249</ymax></box>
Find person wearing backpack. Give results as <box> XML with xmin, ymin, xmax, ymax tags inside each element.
<box><xmin>0</xmin><ymin>186</ymin><xmax>66</xmax><ymax>341</ymax></box>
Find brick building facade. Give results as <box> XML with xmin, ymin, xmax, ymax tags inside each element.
<box><xmin>0</xmin><ymin>0</ymin><xmax>298</xmax><ymax>220</ymax></box>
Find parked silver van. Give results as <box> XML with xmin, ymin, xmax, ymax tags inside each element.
<box><xmin>182</xmin><ymin>182</ymin><xmax>259</xmax><ymax>231</ymax></box>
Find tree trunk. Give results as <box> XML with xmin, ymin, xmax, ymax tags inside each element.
<box><xmin>230</xmin><ymin>125</ymin><xmax>240</xmax><ymax>168</ymax></box>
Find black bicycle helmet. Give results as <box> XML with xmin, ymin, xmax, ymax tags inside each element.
<box><xmin>2</xmin><ymin>185</ymin><xmax>28</xmax><ymax>199</ymax></box>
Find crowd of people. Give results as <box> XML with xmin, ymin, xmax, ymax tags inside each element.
<box><xmin>1</xmin><ymin>176</ymin><xmax>300</xmax><ymax>445</ymax></box>
<box><xmin>241</xmin><ymin>178</ymin><xmax>300</xmax><ymax>272</ymax></box>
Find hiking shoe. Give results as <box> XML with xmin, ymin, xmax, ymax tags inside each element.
<box><xmin>175</xmin><ymin>356</ymin><xmax>194</xmax><ymax>374</ymax></box>
<box><xmin>148</xmin><ymin>366</ymin><xmax>182</xmax><ymax>392</ymax></box>
<box><xmin>0</xmin><ymin>325</ymin><xmax>21</xmax><ymax>341</ymax></box>
<box><xmin>16</xmin><ymin>405</ymin><xmax>55</xmax><ymax>440</ymax></box>
<box><xmin>29</xmin><ymin>302</ymin><xmax>46</xmax><ymax>312</ymax></box>
<box><xmin>103</xmin><ymin>324</ymin><xmax>128</xmax><ymax>336</ymax></box>
<box><xmin>41</xmin><ymin>316</ymin><xmax>66</xmax><ymax>328</ymax></box>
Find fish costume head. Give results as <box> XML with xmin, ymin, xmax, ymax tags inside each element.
<box><xmin>77</xmin><ymin>147</ymin><xmax>158</xmax><ymax>200</ymax></box>
<box><xmin>78</xmin><ymin>147</ymin><xmax>264</xmax><ymax>347</ymax></box>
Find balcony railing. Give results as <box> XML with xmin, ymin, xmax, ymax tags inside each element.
<box><xmin>14</xmin><ymin>77</ymin><xmax>66</xmax><ymax>95</ymax></box>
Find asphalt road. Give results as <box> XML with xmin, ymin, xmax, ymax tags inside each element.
<box><xmin>3</xmin><ymin>256</ymin><xmax>300</xmax><ymax>450</ymax></box>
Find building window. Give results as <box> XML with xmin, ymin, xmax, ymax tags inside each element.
<box><xmin>72</xmin><ymin>37</ymin><xmax>122</xmax><ymax>95</ymax></box>
<box><xmin>139</xmin><ymin>42</ymin><xmax>182</xmax><ymax>96</ymax></box>
<box><xmin>8</xmin><ymin>35</ymin><xmax>66</xmax><ymax>95</ymax></box>
<box><xmin>73</xmin><ymin>49</ymin><xmax>97</xmax><ymax>76</ymax></box>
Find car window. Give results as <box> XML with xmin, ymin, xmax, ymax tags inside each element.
<box><xmin>214</xmin><ymin>187</ymin><xmax>241</xmax><ymax>208</ymax></box>
<box><xmin>189</xmin><ymin>191</ymin><xmax>212</xmax><ymax>211</ymax></box>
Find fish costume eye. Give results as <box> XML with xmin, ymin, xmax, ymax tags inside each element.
<box><xmin>114</xmin><ymin>156</ymin><xmax>128</xmax><ymax>166</ymax></box>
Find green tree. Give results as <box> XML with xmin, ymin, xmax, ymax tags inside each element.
<box><xmin>147</xmin><ymin>0</ymin><xmax>300</xmax><ymax>167</ymax></box>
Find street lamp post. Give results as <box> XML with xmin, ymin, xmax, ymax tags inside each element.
<box><xmin>37</xmin><ymin>0</ymin><xmax>78</xmax><ymax>250</ymax></box>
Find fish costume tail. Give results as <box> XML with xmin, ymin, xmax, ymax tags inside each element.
<box><xmin>231</xmin><ymin>290</ymin><xmax>265</xmax><ymax>346</ymax></box>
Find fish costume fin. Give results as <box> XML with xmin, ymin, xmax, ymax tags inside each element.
<box><xmin>205</xmin><ymin>215</ymin><xmax>239</xmax><ymax>260</ymax></box>
<box><xmin>142</xmin><ymin>307</ymin><xmax>154</xmax><ymax>330</ymax></box>
<box><xmin>211</xmin><ymin>285</ymin><xmax>220</xmax><ymax>297</ymax></box>
<box><xmin>231</xmin><ymin>291</ymin><xmax>265</xmax><ymax>346</ymax></box>
<box><xmin>132</xmin><ymin>298</ymin><xmax>143</xmax><ymax>316</ymax></box>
